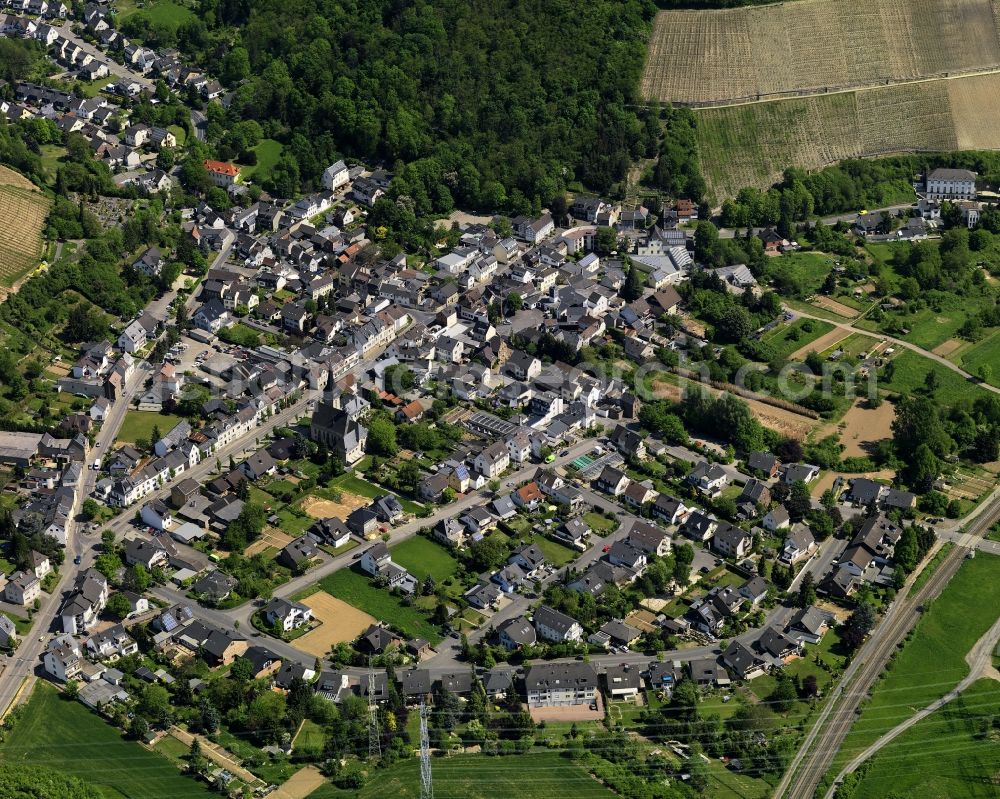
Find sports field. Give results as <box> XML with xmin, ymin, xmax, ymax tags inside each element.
<box><xmin>0</xmin><ymin>682</ymin><xmax>213</xmax><ymax>798</ymax></box>
<box><xmin>642</xmin><ymin>0</ymin><xmax>1000</xmax><ymax>104</ymax></box>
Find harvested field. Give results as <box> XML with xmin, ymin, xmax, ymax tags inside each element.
<box><xmin>831</xmin><ymin>398</ymin><xmax>896</xmax><ymax>458</ymax></box>
<box><xmin>0</xmin><ymin>165</ymin><xmax>38</xmax><ymax>192</ymax></box>
<box><xmin>948</xmin><ymin>71</ymin><xmax>1000</xmax><ymax>148</ymax></box>
<box><xmin>788</xmin><ymin>327</ymin><xmax>851</xmax><ymax>361</ymax></box>
<box><xmin>300</xmin><ymin>493</ymin><xmax>369</xmax><ymax>521</ymax></box>
<box><xmin>271</xmin><ymin>767</ymin><xmax>326</xmax><ymax>799</ymax></box>
<box><xmin>651</xmin><ymin>377</ymin><xmax>817</xmax><ymax>440</ymax></box>
<box><xmin>932</xmin><ymin>338</ymin><xmax>964</xmax><ymax>357</ymax></box>
<box><xmin>291</xmin><ymin>591</ymin><xmax>376</xmax><ymax>657</ymax></box>
<box><xmin>246</xmin><ymin>526</ymin><xmax>294</xmax><ymax>557</ymax></box>
<box><xmin>641</xmin><ymin>0</ymin><xmax>1000</xmax><ymax>105</ymax></box>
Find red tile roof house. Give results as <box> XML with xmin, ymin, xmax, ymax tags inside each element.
<box><xmin>203</xmin><ymin>159</ymin><xmax>240</xmax><ymax>187</ymax></box>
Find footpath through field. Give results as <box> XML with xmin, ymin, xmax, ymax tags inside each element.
<box><xmin>825</xmin><ymin>611</ymin><xmax>1000</xmax><ymax>797</ymax></box>
<box><xmin>787</xmin><ymin>305</ymin><xmax>1000</xmax><ymax>395</ymax></box>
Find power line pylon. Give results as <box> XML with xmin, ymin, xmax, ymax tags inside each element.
<box><xmin>419</xmin><ymin>697</ymin><xmax>433</xmax><ymax>799</ymax></box>
<box><xmin>367</xmin><ymin>658</ymin><xmax>381</xmax><ymax>759</ymax></box>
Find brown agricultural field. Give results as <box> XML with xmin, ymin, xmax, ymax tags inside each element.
<box><xmin>0</xmin><ymin>171</ymin><xmax>50</xmax><ymax>295</ymax></box>
<box><xmin>641</xmin><ymin>0</ymin><xmax>1000</xmax><ymax>105</ymax></box>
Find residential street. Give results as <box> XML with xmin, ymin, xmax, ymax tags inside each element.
<box><xmin>0</xmin><ymin>364</ymin><xmax>147</xmax><ymax>717</ymax></box>
<box><xmin>55</xmin><ymin>22</ymin><xmax>154</xmax><ymax>90</ymax></box>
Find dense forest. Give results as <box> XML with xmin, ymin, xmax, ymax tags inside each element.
<box><xmin>136</xmin><ymin>0</ymin><xmax>661</xmax><ymax>215</ymax></box>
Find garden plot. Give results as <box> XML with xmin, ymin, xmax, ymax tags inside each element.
<box><xmin>245</xmin><ymin>526</ymin><xmax>295</xmax><ymax>557</ymax></box>
<box><xmin>811</xmin><ymin>295</ymin><xmax>862</xmax><ymax>319</ymax></box>
<box><xmin>788</xmin><ymin>327</ymin><xmax>851</xmax><ymax>361</ymax></box>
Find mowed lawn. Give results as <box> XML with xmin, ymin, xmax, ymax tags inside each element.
<box><xmin>1</xmin><ymin>683</ymin><xmax>213</xmax><ymax>799</ymax></box>
<box><xmin>327</xmin><ymin>472</ymin><xmax>423</xmax><ymax>514</ymax></box>
<box><xmin>390</xmin><ymin>536</ymin><xmax>459</xmax><ymax>582</ymax></box>
<box><xmin>240</xmin><ymin>138</ymin><xmax>284</xmax><ymax>180</ymax></box>
<box><xmin>829</xmin><ymin>553</ymin><xmax>1000</xmax><ymax>776</ymax></box>
<box><xmin>319</xmin><ymin>568</ymin><xmax>442</xmax><ymax>644</ymax></box>
<box><xmin>958</xmin><ymin>328</ymin><xmax>1000</xmax><ymax>387</ymax></box>
<box><xmin>117</xmin><ymin>410</ymin><xmax>184</xmax><ymax>445</ymax></box>
<box><xmin>763</xmin><ymin>317</ymin><xmax>835</xmax><ymax>361</ymax></box>
<box><xmin>306</xmin><ymin>752</ymin><xmax>616</xmax><ymax>799</ymax></box>
<box><xmin>853</xmin><ymin>679</ymin><xmax>1000</xmax><ymax>799</ymax></box>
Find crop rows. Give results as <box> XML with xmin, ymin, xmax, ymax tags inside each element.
<box><xmin>694</xmin><ymin>72</ymin><xmax>1000</xmax><ymax>199</ymax></box>
<box><xmin>696</xmin><ymin>93</ymin><xmax>860</xmax><ymax>198</ymax></box>
<box><xmin>642</xmin><ymin>0</ymin><xmax>1000</xmax><ymax>105</ymax></box>
<box><xmin>0</xmin><ymin>184</ymin><xmax>49</xmax><ymax>288</ymax></box>
<box><xmin>947</xmin><ymin>72</ymin><xmax>1000</xmax><ymax>149</ymax></box>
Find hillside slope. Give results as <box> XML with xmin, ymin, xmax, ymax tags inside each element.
<box><xmin>642</xmin><ymin>0</ymin><xmax>1000</xmax><ymax>104</ymax></box>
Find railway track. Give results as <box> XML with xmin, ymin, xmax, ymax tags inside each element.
<box><xmin>776</xmin><ymin>493</ymin><xmax>1000</xmax><ymax>799</ymax></box>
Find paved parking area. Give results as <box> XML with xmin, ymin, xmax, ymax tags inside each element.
<box><xmin>529</xmin><ymin>692</ymin><xmax>604</xmax><ymax>723</ymax></box>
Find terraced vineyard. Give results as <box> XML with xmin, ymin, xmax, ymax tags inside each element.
<box><xmin>694</xmin><ymin>73</ymin><xmax>1000</xmax><ymax>198</ymax></box>
<box><xmin>642</xmin><ymin>0</ymin><xmax>1000</xmax><ymax>105</ymax></box>
<box><xmin>0</xmin><ymin>166</ymin><xmax>49</xmax><ymax>295</ymax></box>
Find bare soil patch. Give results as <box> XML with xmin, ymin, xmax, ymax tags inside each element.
<box><xmin>832</xmin><ymin>398</ymin><xmax>896</xmax><ymax>458</ymax></box>
<box><xmin>811</xmin><ymin>296</ymin><xmax>860</xmax><ymax>319</ymax></box>
<box><xmin>932</xmin><ymin>338</ymin><xmax>964</xmax><ymax>357</ymax></box>
<box><xmin>301</xmin><ymin>493</ymin><xmax>369</xmax><ymax>520</ymax></box>
<box><xmin>291</xmin><ymin>591</ymin><xmax>375</xmax><ymax>657</ymax></box>
<box><xmin>270</xmin><ymin>766</ymin><xmax>326</xmax><ymax>799</ymax></box>
<box><xmin>789</xmin><ymin>327</ymin><xmax>851</xmax><ymax>361</ymax></box>
<box><xmin>651</xmin><ymin>378</ymin><xmax>817</xmax><ymax>440</ymax></box>
<box><xmin>245</xmin><ymin>526</ymin><xmax>294</xmax><ymax>557</ymax></box>
<box><xmin>625</xmin><ymin>609</ymin><xmax>660</xmax><ymax>633</ymax></box>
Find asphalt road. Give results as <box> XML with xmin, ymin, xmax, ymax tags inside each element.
<box><xmin>0</xmin><ymin>364</ymin><xmax>148</xmax><ymax>718</ymax></box>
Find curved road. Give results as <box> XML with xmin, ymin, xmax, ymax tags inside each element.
<box><xmin>787</xmin><ymin>305</ymin><xmax>1000</xmax><ymax>395</ymax></box>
